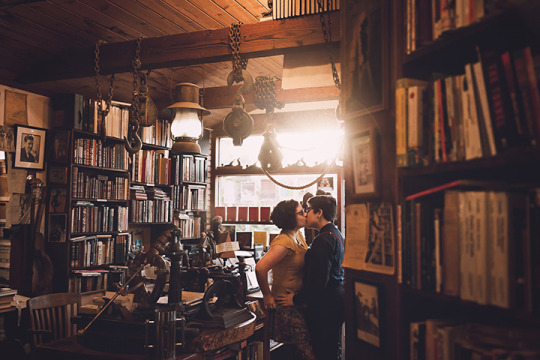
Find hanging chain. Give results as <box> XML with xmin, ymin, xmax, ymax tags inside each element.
<box><xmin>131</xmin><ymin>36</ymin><xmax>143</xmax><ymax>125</ymax></box>
<box><xmin>317</xmin><ymin>0</ymin><xmax>340</xmax><ymax>90</ymax></box>
<box><xmin>262</xmin><ymin>163</ymin><xmax>334</xmax><ymax>190</ymax></box>
<box><xmin>229</xmin><ymin>22</ymin><xmax>248</xmax><ymax>80</ymax></box>
<box><xmin>94</xmin><ymin>40</ymin><xmax>115</xmax><ymax>139</ymax></box>
<box><xmin>254</xmin><ymin>76</ymin><xmax>283</xmax><ymax>115</ymax></box>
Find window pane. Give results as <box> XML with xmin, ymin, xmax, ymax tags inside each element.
<box><xmin>215</xmin><ymin>174</ymin><xmax>338</xmax><ymax>207</ymax></box>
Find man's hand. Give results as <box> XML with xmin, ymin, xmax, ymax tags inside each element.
<box><xmin>275</xmin><ymin>289</ymin><xmax>294</xmax><ymax>306</ymax></box>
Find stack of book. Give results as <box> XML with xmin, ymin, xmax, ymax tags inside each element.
<box><xmin>130</xmin><ymin>185</ymin><xmax>147</xmax><ymax>200</ymax></box>
<box><xmin>0</xmin><ymin>286</ymin><xmax>16</xmax><ymax>310</ymax></box>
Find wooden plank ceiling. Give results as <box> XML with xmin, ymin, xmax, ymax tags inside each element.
<box><xmin>0</xmin><ymin>0</ymin><xmax>340</xmax><ymax>128</ymax></box>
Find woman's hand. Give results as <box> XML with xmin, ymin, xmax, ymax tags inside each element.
<box><xmin>275</xmin><ymin>289</ymin><xmax>294</xmax><ymax>306</ymax></box>
<box><xmin>263</xmin><ymin>294</ymin><xmax>277</xmax><ymax>310</ymax></box>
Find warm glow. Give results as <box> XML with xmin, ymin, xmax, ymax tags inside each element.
<box><xmin>170</xmin><ymin>108</ymin><xmax>202</xmax><ymax>139</ymax></box>
<box><xmin>218</xmin><ymin>125</ymin><xmax>344</xmax><ymax>168</ymax></box>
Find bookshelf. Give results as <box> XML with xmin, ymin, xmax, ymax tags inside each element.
<box><xmin>129</xmin><ymin>146</ymin><xmax>209</xmax><ymax>261</ymax></box>
<box><xmin>396</xmin><ymin>1</ymin><xmax>540</xmax><ymax>359</ymax></box>
<box><xmin>46</xmin><ymin>104</ymin><xmax>132</xmax><ymax>293</ymax></box>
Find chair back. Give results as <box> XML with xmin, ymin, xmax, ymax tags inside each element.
<box><xmin>27</xmin><ymin>292</ymin><xmax>81</xmax><ymax>347</ymax></box>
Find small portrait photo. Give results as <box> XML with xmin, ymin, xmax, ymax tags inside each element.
<box><xmin>50</xmin><ymin>130</ymin><xmax>70</xmax><ymax>163</ymax></box>
<box><xmin>14</xmin><ymin>125</ymin><xmax>47</xmax><ymax>170</ymax></box>
<box><xmin>49</xmin><ymin>188</ymin><xmax>67</xmax><ymax>213</ymax></box>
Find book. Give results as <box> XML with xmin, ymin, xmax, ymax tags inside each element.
<box><xmin>512</xmin><ymin>47</ymin><xmax>540</xmax><ymax>146</ymax></box>
<box><xmin>479</xmin><ymin>48</ymin><xmax>520</xmax><ymax>151</ymax></box>
<box><xmin>408</xmin><ymin>83</ymin><xmax>429</xmax><ymax>167</ymax></box>
<box><xmin>462</xmin><ymin>63</ymin><xmax>483</xmax><ymax>160</ymax></box>
<box><xmin>410</xmin><ymin>321</ymin><xmax>426</xmax><ymax>360</ymax></box>
<box><xmin>396</xmin><ymin>78</ymin><xmax>430</xmax><ymax>167</ymax></box>
<box><xmin>443</xmin><ymin>191</ymin><xmax>461</xmax><ymax>296</ymax></box>
<box><xmin>471</xmin><ymin>60</ymin><xmax>497</xmax><ymax>156</ymax></box>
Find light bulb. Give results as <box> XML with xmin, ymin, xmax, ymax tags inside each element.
<box><xmin>170</xmin><ymin>108</ymin><xmax>202</xmax><ymax>139</ymax></box>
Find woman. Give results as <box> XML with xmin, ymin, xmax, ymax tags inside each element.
<box><xmin>276</xmin><ymin>194</ymin><xmax>345</xmax><ymax>360</ymax></box>
<box><xmin>255</xmin><ymin>199</ymin><xmax>314</xmax><ymax>360</ymax></box>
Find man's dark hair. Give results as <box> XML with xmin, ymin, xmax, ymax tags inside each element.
<box><xmin>307</xmin><ymin>195</ymin><xmax>337</xmax><ymax>222</ymax></box>
<box><xmin>23</xmin><ymin>134</ymin><xmax>34</xmax><ymax>143</ymax></box>
<box><xmin>270</xmin><ymin>199</ymin><xmax>300</xmax><ymax>230</ymax></box>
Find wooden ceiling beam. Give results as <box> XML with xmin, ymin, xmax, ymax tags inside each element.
<box><xmin>203</xmin><ymin>81</ymin><xmax>340</xmax><ymax>109</ymax></box>
<box><xmin>17</xmin><ymin>12</ymin><xmax>339</xmax><ymax>84</ymax></box>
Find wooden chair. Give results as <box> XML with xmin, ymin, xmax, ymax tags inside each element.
<box><xmin>27</xmin><ymin>292</ymin><xmax>81</xmax><ymax>347</ymax></box>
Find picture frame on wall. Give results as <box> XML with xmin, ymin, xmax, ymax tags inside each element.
<box><xmin>48</xmin><ymin>214</ymin><xmax>67</xmax><ymax>242</ymax></box>
<box><xmin>49</xmin><ymin>129</ymin><xmax>70</xmax><ymax>163</ymax></box>
<box><xmin>48</xmin><ymin>166</ymin><xmax>68</xmax><ymax>185</ymax></box>
<box><xmin>351</xmin><ymin>128</ymin><xmax>379</xmax><ymax>198</ymax></box>
<box><xmin>340</xmin><ymin>0</ymin><xmax>388</xmax><ymax>117</ymax></box>
<box><xmin>14</xmin><ymin>125</ymin><xmax>47</xmax><ymax>170</ymax></box>
<box><xmin>354</xmin><ymin>280</ymin><xmax>382</xmax><ymax>347</ymax></box>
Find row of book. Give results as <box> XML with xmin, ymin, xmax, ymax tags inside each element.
<box><xmin>70</xmin><ymin>203</ymin><xmax>129</xmax><ymax>233</ymax></box>
<box><xmin>52</xmin><ymin>94</ymin><xmax>128</xmax><ymax>138</ymax></box>
<box><xmin>398</xmin><ymin>180</ymin><xmax>540</xmax><ymax>313</ymax></box>
<box><xmin>52</xmin><ymin>94</ymin><xmax>174</xmax><ymax>147</ymax></box>
<box><xmin>131</xmin><ymin>149</ymin><xmax>168</xmax><ymax>184</ymax></box>
<box><xmin>176</xmin><ymin>212</ymin><xmax>202</xmax><ymax>239</ymax></box>
<box><xmin>131</xmin><ymin>152</ymin><xmax>207</xmax><ymax>186</ymax></box>
<box><xmin>272</xmin><ymin>0</ymin><xmax>339</xmax><ymax>20</ymax></box>
<box><xmin>73</xmin><ymin>138</ymin><xmax>129</xmax><ymax>170</ymax></box>
<box><xmin>68</xmin><ymin>269</ymin><xmax>109</xmax><ymax>293</ymax></box>
<box><xmin>69</xmin><ymin>233</ymin><xmax>132</xmax><ymax>268</ymax></box>
<box><xmin>410</xmin><ymin>319</ymin><xmax>540</xmax><ymax>360</ymax></box>
<box><xmin>129</xmin><ymin>199</ymin><xmax>173</xmax><ymax>223</ymax></box>
<box><xmin>72</xmin><ymin>168</ymin><xmax>129</xmax><ymax>200</ymax></box>
<box><xmin>396</xmin><ymin>46</ymin><xmax>540</xmax><ymax>167</ymax></box>
<box><xmin>140</xmin><ymin>118</ymin><xmax>173</xmax><ymax>148</ymax></box>
<box><xmin>172</xmin><ymin>185</ymin><xmax>206</xmax><ymax>211</ymax></box>
<box><xmin>0</xmin><ymin>239</ymin><xmax>9</xmax><ymax>282</ymax></box>
<box><xmin>406</xmin><ymin>0</ymin><xmax>496</xmax><ymax>54</ymax></box>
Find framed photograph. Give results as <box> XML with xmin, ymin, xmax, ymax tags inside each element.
<box><xmin>343</xmin><ymin>202</ymin><xmax>395</xmax><ymax>275</ymax></box>
<box><xmin>351</xmin><ymin>128</ymin><xmax>379</xmax><ymax>197</ymax></box>
<box><xmin>14</xmin><ymin>125</ymin><xmax>46</xmax><ymax>170</ymax></box>
<box><xmin>49</xmin><ymin>129</ymin><xmax>70</xmax><ymax>163</ymax></box>
<box><xmin>340</xmin><ymin>0</ymin><xmax>389</xmax><ymax>117</ymax></box>
<box><xmin>354</xmin><ymin>280</ymin><xmax>381</xmax><ymax>347</ymax></box>
<box><xmin>48</xmin><ymin>214</ymin><xmax>67</xmax><ymax>242</ymax></box>
<box><xmin>0</xmin><ymin>125</ymin><xmax>15</xmax><ymax>152</ymax></box>
<box><xmin>48</xmin><ymin>166</ymin><xmax>68</xmax><ymax>185</ymax></box>
<box><xmin>49</xmin><ymin>188</ymin><xmax>67</xmax><ymax>213</ymax></box>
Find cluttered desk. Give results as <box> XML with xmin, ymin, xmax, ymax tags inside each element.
<box><xmin>33</xmin><ymin>220</ymin><xmax>264</xmax><ymax>360</ymax></box>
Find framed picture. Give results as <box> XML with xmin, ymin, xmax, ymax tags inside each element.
<box><xmin>343</xmin><ymin>202</ymin><xmax>395</xmax><ymax>275</ymax></box>
<box><xmin>5</xmin><ymin>90</ymin><xmax>28</xmax><ymax>126</ymax></box>
<box><xmin>49</xmin><ymin>129</ymin><xmax>70</xmax><ymax>163</ymax></box>
<box><xmin>340</xmin><ymin>0</ymin><xmax>388</xmax><ymax>117</ymax></box>
<box><xmin>48</xmin><ymin>166</ymin><xmax>68</xmax><ymax>185</ymax></box>
<box><xmin>351</xmin><ymin>128</ymin><xmax>379</xmax><ymax>197</ymax></box>
<box><xmin>14</xmin><ymin>125</ymin><xmax>46</xmax><ymax>170</ymax></box>
<box><xmin>49</xmin><ymin>188</ymin><xmax>67</xmax><ymax>213</ymax></box>
<box><xmin>0</xmin><ymin>125</ymin><xmax>15</xmax><ymax>152</ymax></box>
<box><xmin>354</xmin><ymin>280</ymin><xmax>382</xmax><ymax>347</ymax></box>
<box><xmin>48</xmin><ymin>214</ymin><xmax>67</xmax><ymax>242</ymax></box>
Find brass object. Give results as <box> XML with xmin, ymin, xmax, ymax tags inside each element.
<box><xmin>223</xmin><ymin>93</ymin><xmax>254</xmax><ymax>146</ymax></box>
<box><xmin>258</xmin><ymin>130</ymin><xmax>282</xmax><ymax>172</ymax></box>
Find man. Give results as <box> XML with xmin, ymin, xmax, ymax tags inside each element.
<box><xmin>276</xmin><ymin>194</ymin><xmax>345</xmax><ymax>360</ymax></box>
<box><xmin>20</xmin><ymin>134</ymin><xmax>37</xmax><ymax>162</ymax></box>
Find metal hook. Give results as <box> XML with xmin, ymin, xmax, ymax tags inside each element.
<box><xmin>124</xmin><ymin>120</ymin><xmax>142</xmax><ymax>154</ymax></box>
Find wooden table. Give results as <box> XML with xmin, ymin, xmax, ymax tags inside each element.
<box><xmin>36</xmin><ymin>313</ymin><xmax>257</xmax><ymax>360</ymax></box>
